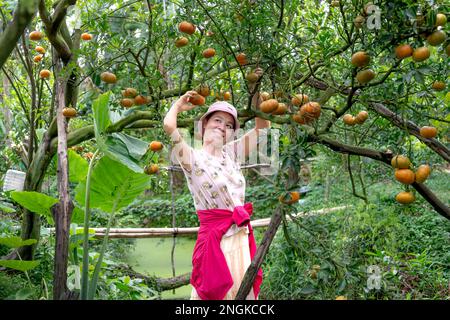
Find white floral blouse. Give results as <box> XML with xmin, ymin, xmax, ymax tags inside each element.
<box><xmin>174</xmin><ymin>141</ymin><xmax>249</xmax><ymax>237</ymax></box>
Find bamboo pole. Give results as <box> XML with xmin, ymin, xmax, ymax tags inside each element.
<box><xmin>87</xmin><ymin>206</ymin><xmax>349</xmax><ymax>238</ymax></box>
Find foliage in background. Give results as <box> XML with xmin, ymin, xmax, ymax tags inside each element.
<box><xmin>260</xmin><ymin>170</ymin><xmax>450</xmax><ymax>300</ymax></box>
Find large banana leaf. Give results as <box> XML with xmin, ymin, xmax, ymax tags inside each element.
<box><xmin>92</xmin><ymin>92</ymin><xmax>111</xmax><ymax>139</ymax></box>
<box><xmin>74</xmin><ymin>156</ymin><xmax>151</xmax><ymax>213</ymax></box>
<box><xmin>102</xmin><ymin>133</ymin><xmax>147</xmax><ymax>173</ymax></box>
<box><xmin>71</xmin><ymin>206</ymin><xmax>85</xmax><ymax>224</ymax></box>
<box><xmin>68</xmin><ymin>149</ymin><xmax>89</xmax><ymax>183</ymax></box>
<box><xmin>10</xmin><ymin>191</ymin><xmax>84</xmax><ymax>225</ymax></box>
<box><xmin>111</xmin><ymin>132</ymin><xmax>149</xmax><ymax>161</ymax></box>
<box><xmin>0</xmin><ymin>260</ymin><xmax>40</xmax><ymax>272</ymax></box>
<box><xmin>0</xmin><ymin>236</ymin><xmax>37</xmax><ymax>248</ymax></box>
<box><xmin>11</xmin><ymin>191</ymin><xmax>58</xmax><ymax>225</ymax></box>
<box><xmin>92</xmin><ymin>91</ymin><xmax>148</xmax><ymax>173</ymax></box>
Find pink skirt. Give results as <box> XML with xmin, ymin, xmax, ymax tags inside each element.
<box><xmin>190</xmin><ymin>227</ymin><xmax>257</xmax><ymax>300</ymax></box>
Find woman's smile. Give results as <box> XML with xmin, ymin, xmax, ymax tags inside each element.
<box><xmin>214</xmin><ymin>128</ymin><xmax>225</xmax><ymax>137</ymax></box>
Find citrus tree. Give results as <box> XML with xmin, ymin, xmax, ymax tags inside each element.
<box><xmin>0</xmin><ymin>0</ymin><xmax>448</xmax><ymax>299</ymax></box>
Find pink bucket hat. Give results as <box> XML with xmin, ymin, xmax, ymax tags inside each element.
<box><xmin>196</xmin><ymin>101</ymin><xmax>240</xmax><ymax>138</ymax></box>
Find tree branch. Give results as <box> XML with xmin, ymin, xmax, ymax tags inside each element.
<box><xmin>0</xmin><ymin>0</ymin><xmax>38</xmax><ymax>69</ymax></box>
<box><xmin>308</xmin><ymin>134</ymin><xmax>450</xmax><ymax>220</ymax></box>
<box><xmin>369</xmin><ymin>102</ymin><xmax>450</xmax><ymax>163</ymax></box>
<box><xmin>38</xmin><ymin>0</ymin><xmax>72</xmax><ymax>63</ymax></box>
<box><xmin>51</xmin><ymin>0</ymin><xmax>76</xmax><ymax>35</ymax></box>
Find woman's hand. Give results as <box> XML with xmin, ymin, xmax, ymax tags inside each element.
<box><xmin>248</xmin><ymin>67</ymin><xmax>263</xmax><ymax>91</ymax></box>
<box><xmin>253</xmin><ymin>67</ymin><xmax>263</xmax><ymax>79</ymax></box>
<box><xmin>174</xmin><ymin>90</ymin><xmax>200</xmax><ymax>113</ymax></box>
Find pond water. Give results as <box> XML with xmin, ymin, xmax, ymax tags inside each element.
<box><xmin>126</xmin><ymin>237</ymin><xmax>196</xmax><ymax>299</ymax></box>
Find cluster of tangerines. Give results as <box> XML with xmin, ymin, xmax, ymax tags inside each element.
<box><xmin>191</xmin><ymin>55</ymin><xmax>252</xmax><ymax>104</ymax></box>
<box><xmin>329</xmin><ymin>0</ymin><xmax>380</xmax><ymax>29</ymax></box>
<box><xmin>394</xmin><ymin>12</ymin><xmax>448</xmax><ymax>91</ymax></box>
<box><xmin>351</xmin><ymin>51</ymin><xmax>376</xmax><ymax>85</ymax></box>
<box><xmin>177</xmin><ymin>21</ymin><xmax>249</xmax><ymax>65</ymax></box>
<box><xmin>390</xmin><ymin>123</ymin><xmax>437</xmax><ymax>204</ymax></box>
<box><xmin>144</xmin><ymin>141</ymin><xmax>164</xmax><ymax>175</ymax></box>
<box><xmin>119</xmin><ymin>87</ymin><xmax>151</xmax><ymax>108</ymax></box>
<box><xmin>391</xmin><ymin>155</ymin><xmax>431</xmax><ymax>205</ymax></box>
<box><xmin>342</xmin><ymin>111</ymin><xmax>369</xmax><ymax>126</ymax></box>
<box><xmin>29</xmin><ymin>30</ymin><xmax>93</xmax><ymax>81</ymax></box>
<box><xmin>29</xmin><ymin>29</ymin><xmax>93</xmax><ymax>118</ymax></box>
<box><xmin>176</xmin><ymin>21</ymin><xmax>217</xmax><ymax>59</ymax></box>
<box><xmin>176</xmin><ymin>21</ymin><xmax>257</xmax><ymax>105</ymax></box>
<box><xmin>349</xmin><ymin>12</ymin><xmax>448</xmax><ymax>90</ymax></box>
<box><xmin>28</xmin><ymin>31</ymin><xmax>51</xmax><ymax>80</ymax></box>
<box><xmin>184</xmin><ymin>84</ymin><xmax>233</xmax><ymax>107</ymax></box>
<box><xmin>290</xmin><ymin>94</ymin><xmax>321</xmax><ymax>125</ymax></box>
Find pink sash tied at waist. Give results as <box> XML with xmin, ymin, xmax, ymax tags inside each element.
<box><xmin>190</xmin><ymin>202</ymin><xmax>263</xmax><ymax>300</ymax></box>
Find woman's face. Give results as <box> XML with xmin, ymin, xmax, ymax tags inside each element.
<box><xmin>203</xmin><ymin>111</ymin><xmax>235</xmax><ymax>147</ymax></box>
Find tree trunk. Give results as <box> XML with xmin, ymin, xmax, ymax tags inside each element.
<box><xmin>235</xmin><ymin>206</ymin><xmax>283</xmax><ymax>300</ymax></box>
<box><xmin>52</xmin><ymin>66</ymin><xmax>74</xmax><ymax>300</ymax></box>
<box><xmin>1</xmin><ymin>74</ymin><xmax>12</xmax><ymax>141</ymax></box>
<box><xmin>6</xmin><ymin>124</ymin><xmax>56</xmax><ymax>261</ymax></box>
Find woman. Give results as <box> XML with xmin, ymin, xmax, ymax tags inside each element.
<box><xmin>163</xmin><ymin>70</ymin><xmax>270</xmax><ymax>300</ymax></box>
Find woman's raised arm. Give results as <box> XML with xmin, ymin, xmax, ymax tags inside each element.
<box><xmin>230</xmin><ymin>68</ymin><xmax>271</xmax><ymax>160</ymax></box>
<box><xmin>163</xmin><ymin>90</ymin><xmax>199</xmax><ymax>171</ymax></box>
<box><xmin>163</xmin><ymin>90</ymin><xmax>198</xmax><ymax>135</ymax></box>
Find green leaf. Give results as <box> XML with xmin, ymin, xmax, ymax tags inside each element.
<box><xmin>105</xmin><ymin>137</ymin><xmax>141</xmax><ymax>171</ymax></box>
<box><xmin>102</xmin><ymin>136</ymin><xmax>144</xmax><ymax>173</ymax></box>
<box><xmin>74</xmin><ymin>156</ymin><xmax>152</xmax><ymax>213</ymax></box>
<box><xmin>10</xmin><ymin>191</ymin><xmax>82</xmax><ymax>224</ymax></box>
<box><xmin>36</xmin><ymin>128</ymin><xmax>46</xmax><ymax>144</ymax></box>
<box><xmin>112</xmin><ymin>133</ymin><xmax>149</xmax><ymax>161</ymax></box>
<box><xmin>92</xmin><ymin>91</ymin><xmax>112</xmax><ymax>139</ymax></box>
<box><xmin>337</xmin><ymin>279</ymin><xmax>347</xmax><ymax>293</ymax></box>
<box><xmin>444</xmin><ymin>92</ymin><xmax>450</xmax><ymax>104</ymax></box>
<box><xmin>71</xmin><ymin>206</ymin><xmax>85</xmax><ymax>224</ymax></box>
<box><xmin>11</xmin><ymin>191</ymin><xmax>58</xmax><ymax>225</ymax></box>
<box><xmin>299</xmin><ymin>286</ymin><xmax>316</xmax><ymax>295</ymax></box>
<box><xmin>0</xmin><ymin>259</ymin><xmax>40</xmax><ymax>272</ymax></box>
<box><xmin>69</xmin><ymin>149</ymin><xmax>89</xmax><ymax>183</ymax></box>
<box><xmin>69</xmin><ymin>229</ymin><xmax>96</xmax><ymax>250</ymax></box>
<box><xmin>13</xmin><ymin>288</ymin><xmax>35</xmax><ymax>300</ymax></box>
<box><xmin>0</xmin><ymin>236</ymin><xmax>37</xmax><ymax>248</ymax></box>
<box><xmin>0</xmin><ymin>201</ymin><xmax>16</xmax><ymax>213</ymax></box>
<box><xmin>413</xmin><ymin>71</ymin><xmax>424</xmax><ymax>84</ymax></box>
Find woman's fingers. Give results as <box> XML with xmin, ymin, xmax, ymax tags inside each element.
<box><xmin>181</xmin><ymin>91</ymin><xmax>195</xmax><ymax>102</ymax></box>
